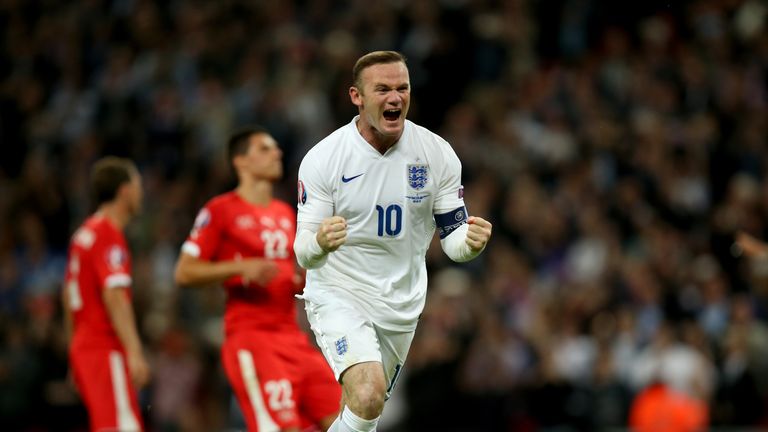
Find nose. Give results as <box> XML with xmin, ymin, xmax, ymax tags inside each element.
<box><xmin>386</xmin><ymin>90</ymin><xmax>402</xmax><ymax>105</ymax></box>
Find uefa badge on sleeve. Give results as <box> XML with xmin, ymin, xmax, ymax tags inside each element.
<box><xmin>297</xmin><ymin>180</ymin><xmax>307</xmax><ymax>205</ymax></box>
<box><xmin>190</xmin><ymin>208</ymin><xmax>211</xmax><ymax>238</ymax></box>
<box><xmin>106</xmin><ymin>245</ymin><xmax>127</xmax><ymax>270</ymax></box>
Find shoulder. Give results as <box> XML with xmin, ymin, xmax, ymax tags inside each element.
<box><xmin>407</xmin><ymin>121</ymin><xmax>460</xmax><ymax>164</ymax></box>
<box><xmin>80</xmin><ymin>217</ymin><xmax>126</xmax><ymax>254</ymax></box>
<box><xmin>191</xmin><ymin>193</ymin><xmax>238</xmax><ymax>230</ymax></box>
<box><xmin>301</xmin><ymin>120</ymin><xmax>354</xmax><ymax>165</ymax></box>
<box><xmin>407</xmin><ymin>121</ymin><xmax>454</xmax><ymax>152</ymax></box>
<box><xmin>271</xmin><ymin>199</ymin><xmax>295</xmax><ymax>215</ymax></box>
<box><xmin>89</xmin><ymin>217</ymin><xmax>123</xmax><ymax>241</ymax></box>
<box><xmin>204</xmin><ymin>192</ymin><xmax>238</xmax><ymax>213</ymax></box>
<box><xmin>70</xmin><ymin>217</ymin><xmax>100</xmax><ymax>250</ymax></box>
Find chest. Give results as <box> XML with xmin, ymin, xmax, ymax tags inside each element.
<box><xmin>333</xmin><ymin>154</ymin><xmax>436</xmax><ymax>224</ymax></box>
<box><xmin>219</xmin><ymin>208</ymin><xmax>295</xmax><ymax>259</ymax></box>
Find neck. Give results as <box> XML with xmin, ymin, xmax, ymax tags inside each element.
<box><xmin>236</xmin><ymin>178</ymin><xmax>273</xmax><ymax>206</ymax></box>
<box><xmin>357</xmin><ymin>118</ymin><xmax>399</xmax><ymax>155</ymax></box>
<box><xmin>97</xmin><ymin>203</ymin><xmax>130</xmax><ymax>230</ymax></box>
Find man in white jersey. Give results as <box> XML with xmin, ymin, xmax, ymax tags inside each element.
<box><xmin>294</xmin><ymin>50</ymin><xmax>492</xmax><ymax>432</ymax></box>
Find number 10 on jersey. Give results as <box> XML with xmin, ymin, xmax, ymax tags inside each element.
<box><xmin>375</xmin><ymin>204</ymin><xmax>402</xmax><ymax>237</ymax></box>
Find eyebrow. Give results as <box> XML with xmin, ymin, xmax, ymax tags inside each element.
<box><xmin>373</xmin><ymin>83</ymin><xmax>410</xmax><ymax>89</ymax></box>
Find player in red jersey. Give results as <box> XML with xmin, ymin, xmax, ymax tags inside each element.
<box><xmin>62</xmin><ymin>157</ymin><xmax>150</xmax><ymax>432</ymax></box>
<box><xmin>174</xmin><ymin>126</ymin><xmax>341</xmax><ymax>432</ymax></box>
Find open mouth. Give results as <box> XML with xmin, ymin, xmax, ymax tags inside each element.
<box><xmin>383</xmin><ymin>109</ymin><xmax>401</xmax><ymax>121</ymax></box>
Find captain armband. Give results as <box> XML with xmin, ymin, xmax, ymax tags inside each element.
<box><xmin>434</xmin><ymin>206</ymin><xmax>468</xmax><ymax>239</ymax></box>
<box><xmin>436</xmin><ymin>207</ymin><xmax>483</xmax><ymax>262</ymax></box>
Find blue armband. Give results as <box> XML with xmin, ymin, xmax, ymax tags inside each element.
<box><xmin>434</xmin><ymin>206</ymin><xmax>467</xmax><ymax>239</ymax></box>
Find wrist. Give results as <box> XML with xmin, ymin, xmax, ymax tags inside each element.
<box><xmin>311</xmin><ymin>231</ymin><xmax>329</xmax><ymax>255</ymax></box>
<box><xmin>124</xmin><ymin>340</ymin><xmax>143</xmax><ymax>355</ymax></box>
<box><xmin>295</xmin><ymin>227</ymin><xmax>330</xmax><ymax>269</ymax></box>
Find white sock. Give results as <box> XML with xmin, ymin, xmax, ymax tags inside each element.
<box><xmin>327</xmin><ymin>406</ymin><xmax>380</xmax><ymax>432</ymax></box>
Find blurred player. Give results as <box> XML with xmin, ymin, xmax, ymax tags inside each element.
<box><xmin>63</xmin><ymin>156</ymin><xmax>150</xmax><ymax>431</ymax></box>
<box><xmin>629</xmin><ymin>381</ymin><xmax>708</xmax><ymax>432</ymax></box>
<box><xmin>294</xmin><ymin>51</ymin><xmax>492</xmax><ymax>431</ymax></box>
<box><xmin>174</xmin><ymin>126</ymin><xmax>341</xmax><ymax>432</ymax></box>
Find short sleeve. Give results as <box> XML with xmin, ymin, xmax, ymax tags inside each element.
<box><xmin>181</xmin><ymin>205</ymin><xmax>222</xmax><ymax>260</ymax></box>
<box><xmin>296</xmin><ymin>151</ymin><xmax>335</xmax><ymax>225</ymax></box>
<box><xmin>93</xmin><ymin>235</ymin><xmax>132</xmax><ymax>291</ymax></box>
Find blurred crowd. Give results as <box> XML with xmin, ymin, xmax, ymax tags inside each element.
<box><xmin>1</xmin><ymin>0</ymin><xmax>768</xmax><ymax>431</ymax></box>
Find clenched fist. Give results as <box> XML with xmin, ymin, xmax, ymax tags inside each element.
<box><xmin>317</xmin><ymin>216</ymin><xmax>348</xmax><ymax>252</ymax></box>
<box><xmin>466</xmin><ymin>216</ymin><xmax>492</xmax><ymax>252</ymax></box>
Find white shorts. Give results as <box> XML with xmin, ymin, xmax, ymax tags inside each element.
<box><xmin>303</xmin><ymin>295</ymin><xmax>415</xmax><ymax>400</ymax></box>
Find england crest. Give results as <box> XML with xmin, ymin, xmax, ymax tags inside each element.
<box><xmin>335</xmin><ymin>336</ymin><xmax>348</xmax><ymax>356</ymax></box>
<box><xmin>407</xmin><ymin>164</ymin><xmax>429</xmax><ymax>190</ymax></box>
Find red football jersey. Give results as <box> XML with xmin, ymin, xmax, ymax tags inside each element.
<box><xmin>64</xmin><ymin>215</ymin><xmax>133</xmax><ymax>351</ymax></box>
<box><xmin>182</xmin><ymin>192</ymin><xmax>300</xmax><ymax>335</ymax></box>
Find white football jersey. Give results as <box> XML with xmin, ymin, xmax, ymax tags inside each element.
<box><xmin>297</xmin><ymin>116</ymin><xmax>466</xmax><ymax>331</ymax></box>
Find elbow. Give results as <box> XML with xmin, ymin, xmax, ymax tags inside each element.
<box><xmin>296</xmin><ymin>256</ymin><xmax>309</xmax><ymax>270</ymax></box>
<box><xmin>174</xmin><ymin>265</ymin><xmax>190</xmax><ymax>287</ymax></box>
<box><xmin>295</xmin><ymin>248</ymin><xmax>328</xmax><ymax>270</ymax></box>
<box><xmin>296</xmin><ymin>255</ymin><xmax>319</xmax><ymax>270</ymax></box>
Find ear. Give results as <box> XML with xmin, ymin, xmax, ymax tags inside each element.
<box><xmin>349</xmin><ymin>86</ymin><xmax>363</xmax><ymax>108</ymax></box>
<box><xmin>232</xmin><ymin>155</ymin><xmax>244</xmax><ymax>172</ymax></box>
<box><xmin>116</xmin><ymin>181</ymin><xmax>132</xmax><ymax>200</ymax></box>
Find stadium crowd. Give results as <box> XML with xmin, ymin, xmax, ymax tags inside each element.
<box><xmin>1</xmin><ymin>0</ymin><xmax>768</xmax><ymax>430</ymax></box>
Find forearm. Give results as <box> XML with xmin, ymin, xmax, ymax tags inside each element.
<box><xmin>175</xmin><ymin>253</ymin><xmax>244</xmax><ymax>286</ymax></box>
<box><xmin>103</xmin><ymin>289</ymin><xmax>143</xmax><ymax>355</ymax></box>
<box><xmin>440</xmin><ymin>223</ymin><xmax>484</xmax><ymax>262</ymax></box>
<box><xmin>61</xmin><ymin>284</ymin><xmax>73</xmax><ymax>345</ymax></box>
<box><xmin>294</xmin><ymin>225</ymin><xmax>328</xmax><ymax>269</ymax></box>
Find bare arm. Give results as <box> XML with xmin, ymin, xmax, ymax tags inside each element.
<box><xmin>103</xmin><ymin>286</ymin><xmax>149</xmax><ymax>388</ymax></box>
<box><xmin>174</xmin><ymin>252</ymin><xmax>278</xmax><ymax>287</ymax></box>
<box><xmin>61</xmin><ymin>283</ymin><xmax>80</xmax><ymax>391</ymax></box>
<box><xmin>62</xmin><ymin>283</ymin><xmax>73</xmax><ymax>346</ymax></box>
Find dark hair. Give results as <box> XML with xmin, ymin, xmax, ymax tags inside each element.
<box><xmin>90</xmin><ymin>157</ymin><xmax>136</xmax><ymax>207</ymax></box>
<box><xmin>228</xmin><ymin>125</ymin><xmax>269</xmax><ymax>166</ymax></box>
<box><xmin>352</xmin><ymin>51</ymin><xmax>407</xmax><ymax>89</ymax></box>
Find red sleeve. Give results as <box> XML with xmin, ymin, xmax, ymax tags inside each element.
<box><xmin>182</xmin><ymin>204</ymin><xmax>223</xmax><ymax>260</ymax></box>
<box><xmin>92</xmin><ymin>228</ymin><xmax>132</xmax><ymax>291</ymax></box>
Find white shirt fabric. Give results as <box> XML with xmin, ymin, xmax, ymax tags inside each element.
<box><xmin>296</xmin><ymin>116</ymin><xmax>465</xmax><ymax>331</ymax></box>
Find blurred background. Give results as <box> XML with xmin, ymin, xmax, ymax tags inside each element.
<box><xmin>1</xmin><ymin>0</ymin><xmax>768</xmax><ymax>431</ymax></box>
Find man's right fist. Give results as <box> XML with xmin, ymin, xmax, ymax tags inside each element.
<box><xmin>127</xmin><ymin>350</ymin><xmax>150</xmax><ymax>389</ymax></box>
<box><xmin>317</xmin><ymin>216</ymin><xmax>347</xmax><ymax>252</ymax></box>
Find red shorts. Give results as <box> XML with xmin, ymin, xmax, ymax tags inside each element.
<box><xmin>222</xmin><ymin>330</ymin><xmax>341</xmax><ymax>431</ymax></box>
<box><xmin>69</xmin><ymin>348</ymin><xmax>144</xmax><ymax>432</ymax></box>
